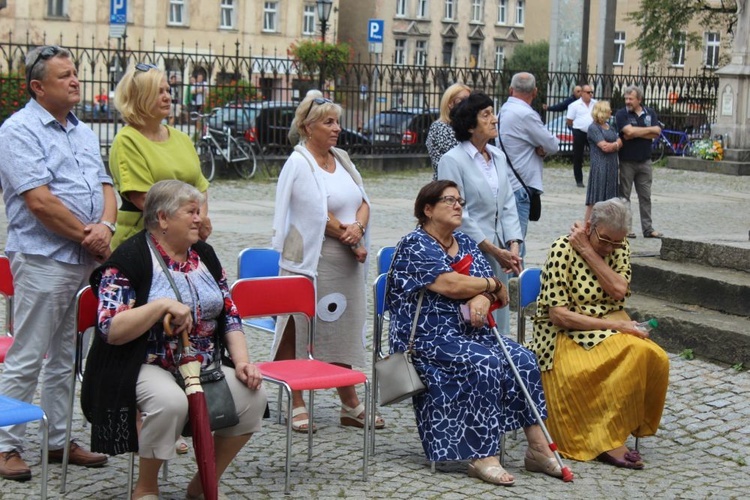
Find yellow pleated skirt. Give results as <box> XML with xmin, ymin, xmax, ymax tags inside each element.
<box><xmin>541</xmin><ymin>333</ymin><xmax>670</xmax><ymax>461</ymax></box>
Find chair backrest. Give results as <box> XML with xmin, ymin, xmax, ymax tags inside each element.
<box><xmin>75</xmin><ymin>286</ymin><xmax>98</xmax><ymax>380</ymax></box>
<box><xmin>376</xmin><ymin>246</ymin><xmax>396</xmax><ymax>275</ymax></box>
<box><xmin>516</xmin><ymin>267</ymin><xmax>542</xmax><ymax>344</ymax></box>
<box><xmin>0</xmin><ymin>255</ymin><xmax>14</xmax><ymax>336</ymax></box>
<box><xmin>372</xmin><ymin>273</ymin><xmax>388</xmax><ymax>361</ymax></box>
<box><xmin>237</xmin><ymin>248</ymin><xmax>280</xmax><ymax>279</ymax></box>
<box><xmin>231</xmin><ymin>276</ymin><xmax>316</xmax><ymax>356</ymax></box>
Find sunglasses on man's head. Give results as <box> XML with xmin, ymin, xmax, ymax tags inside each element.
<box><xmin>135</xmin><ymin>63</ymin><xmax>159</xmax><ymax>73</ymax></box>
<box><xmin>26</xmin><ymin>46</ymin><xmax>62</xmax><ymax>85</ymax></box>
<box><xmin>303</xmin><ymin>97</ymin><xmax>333</xmax><ymax>121</ymax></box>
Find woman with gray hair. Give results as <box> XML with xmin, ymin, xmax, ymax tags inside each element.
<box><xmin>530</xmin><ymin>198</ymin><xmax>669</xmax><ymax>469</ymax></box>
<box><xmin>272</xmin><ymin>90</ymin><xmax>383</xmax><ymax>432</ymax></box>
<box><xmin>82</xmin><ymin>180</ymin><xmax>267</xmax><ymax>499</ymax></box>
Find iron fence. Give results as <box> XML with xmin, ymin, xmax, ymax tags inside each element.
<box><xmin>0</xmin><ymin>32</ymin><xmax>719</xmax><ymax>160</ymax></box>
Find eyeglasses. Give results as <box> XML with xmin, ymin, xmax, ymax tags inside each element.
<box><xmin>437</xmin><ymin>196</ymin><xmax>466</xmax><ymax>207</ymax></box>
<box><xmin>593</xmin><ymin>227</ymin><xmax>626</xmax><ymax>249</ymax></box>
<box><xmin>26</xmin><ymin>45</ymin><xmax>62</xmax><ymax>85</ymax></box>
<box><xmin>303</xmin><ymin>97</ymin><xmax>333</xmax><ymax>121</ymax></box>
<box><xmin>135</xmin><ymin>63</ymin><xmax>159</xmax><ymax>72</ymax></box>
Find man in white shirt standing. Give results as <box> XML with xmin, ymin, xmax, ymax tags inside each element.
<box><xmin>566</xmin><ymin>84</ymin><xmax>597</xmax><ymax>188</ymax></box>
<box><xmin>498</xmin><ymin>72</ymin><xmax>559</xmax><ymax>258</ymax></box>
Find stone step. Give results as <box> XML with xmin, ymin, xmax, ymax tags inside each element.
<box><xmin>659</xmin><ymin>237</ymin><xmax>750</xmax><ymax>273</ymax></box>
<box><xmin>631</xmin><ymin>256</ymin><xmax>750</xmax><ymax>317</ymax></box>
<box><xmin>626</xmin><ymin>293</ymin><xmax>750</xmax><ymax>367</ymax></box>
<box><xmin>667</xmin><ymin>156</ymin><xmax>750</xmax><ymax>175</ymax></box>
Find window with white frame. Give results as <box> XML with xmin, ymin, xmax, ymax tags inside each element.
<box><xmin>614</xmin><ymin>31</ymin><xmax>625</xmax><ymax>66</ymax></box>
<box><xmin>497</xmin><ymin>0</ymin><xmax>507</xmax><ymax>24</ymax></box>
<box><xmin>515</xmin><ymin>0</ymin><xmax>524</xmax><ymax>26</ymax></box>
<box><xmin>396</xmin><ymin>0</ymin><xmax>408</xmax><ymax>17</ymax></box>
<box><xmin>415</xmin><ymin>40</ymin><xmax>428</xmax><ymax>66</ymax></box>
<box><xmin>168</xmin><ymin>0</ymin><xmax>187</xmax><ymax>25</ymax></box>
<box><xmin>494</xmin><ymin>45</ymin><xmax>505</xmax><ymax>70</ymax></box>
<box><xmin>303</xmin><ymin>4</ymin><xmax>316</xmax><ymax>35</ymax></box>
<box><xmin>395</xmin><ymin>39</ymin><xmax>407</xmax><ymax>65</ymax></box>
<box><xmin>442</xmin><ymin>41</ymin><xmax>454</xmax><ymax>65</ymax></box>
<box><xmin>704</xmin><ymin>32</ymin><xmax>720</xmax><ymax>68</ymax></box>
<box><xmin>444</xmin><ymin>0</ymin><xmax>455</xmax><ymax>20</ymax></box>
<box><xmin>263</xmin><ymin>1</ymin><xmax>278</xmax><ymax>32</ymax></box>
<box><xmin>471</xmin><ymin>0</ymin><xmax>484</xmax><ymax>22</ymax></box>
<box><xmin>47</xmin><ymin>0</ymin><xmax>67</xmax><ymax>17</ymax></box>
<box><xmin>418</xmin><ymin>0</ymin><xmax>428</xmax><ymax>18</ymax></box>
<box><xmin>671</xmin><ymin>32</ymin><xmax>686</xmax><ymax>67</ymax></box>
<box><xmin>220</xmin><ymin>0</ymin><xmax>235</xmax><ymax>29</ymax></box>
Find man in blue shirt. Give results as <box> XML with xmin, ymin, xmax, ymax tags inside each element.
<box><xmin>615</xmin><ymin>85</ymin><xmax>663</xmax><ymax>239</ymax></box>
<box><xmin>498</xmin><ymin>72</ymin><xmax>559</xmax><ymax>258</ymax></box>
<box><xmin>0</xmin><ymin>45</ymin><xmax>115</xmax><ymax>481</ymax></box>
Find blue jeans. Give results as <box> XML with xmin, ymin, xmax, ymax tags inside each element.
<box><xmin>513</xmin><ymin>188</ymin><xmax>530</xmax><ymax>260</ymax></box>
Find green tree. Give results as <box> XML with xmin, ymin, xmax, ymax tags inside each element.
<box><xmin>627</xmin><ymin>0</ymin><xmax>737</xmax><ymax>65</ymax></box>
<box><xmin>288</xmin><ymin>39</ymin><xmax>352</xmax><ymax>83</ymax></box>
<box><xmin>505</xmin><ymin>41</ymin><xmax>550</xmax><ymax>110</ymax></box>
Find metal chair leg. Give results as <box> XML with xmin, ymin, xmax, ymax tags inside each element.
<box><xmin>40</xmin><ymin>414</ymin><xmax>49</xmax><ymax>500</ymax></box>
<box><xmin>127</xmin><ymin>452</ymin><xmax>135</xmax><ymax>499</ymax></box>
<box><xmin>61</xmin><ymin>364</ymin><xmax>77</xmax><ymax>493</ymax></box>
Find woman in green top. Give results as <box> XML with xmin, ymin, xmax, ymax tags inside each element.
<box><xmin>109</xmin><ymin>64</ymin><xmax>211</xmax><ymax>249</ymax></box>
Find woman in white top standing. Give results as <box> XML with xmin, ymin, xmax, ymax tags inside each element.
<box><xmin>271</xmin><ymin>90</ymin><xmax>384</xmax><ymax>433</ymax></box>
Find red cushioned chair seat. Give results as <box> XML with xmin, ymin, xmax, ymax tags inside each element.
<box><xmin>256</xmin><ymin>359</ymin><xmax>367</xmax><ymax>391</ymax></box>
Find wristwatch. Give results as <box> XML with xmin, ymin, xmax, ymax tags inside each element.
<box><xmin>99</xmin><ymin>220</ymin><xmax>116</xmax><ymax>234</ymax></box>
<box><xmin>507</xmin><ymin>239</ymin><xmax>522</xmax><ymax>247</ymax></box>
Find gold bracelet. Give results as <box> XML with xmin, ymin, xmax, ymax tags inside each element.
<box><xmin>354</xmin><ymin>220</ymin><xmax>365</xmax><ymax>235</ymax></box>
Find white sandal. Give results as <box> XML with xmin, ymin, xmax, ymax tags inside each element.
<box><xmin>340</xmin><ymin>403</ymin><xmax>385</xmax><ymax>429</ymax></box>
<box><xmin>290</xmin><ymin>406</ymin><xmax>317</xmax><ymax>433</ymax></box>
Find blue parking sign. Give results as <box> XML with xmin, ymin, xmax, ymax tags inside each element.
<box><xmin>368</xmin><ymin>20</ymin><xmax>384</xmax><ymax>43</ymax></box>
<box><xmin>110</xmin><ymin>0</ymin><xmax>127</xmax><ymax>24</ymax></box>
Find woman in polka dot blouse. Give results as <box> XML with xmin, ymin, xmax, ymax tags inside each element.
<box><xmin>529</xmin><ymin>198</ymin><xmax>669</xmax><ymax>469</ymax></box>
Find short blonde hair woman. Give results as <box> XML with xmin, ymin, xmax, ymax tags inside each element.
<box><xmin>584</xmin><ymin>100</ymin><xmax>623</xmax><ymax>221</ymax></box>
<box><xmin>109</xmin><ymin>64</ymin><xmax>211</xmax><ymax>249</ymax></box>
<box><xmin>426</xmin><ymin>83</ymin><xmax>471</xmax><ymax>178</ymax></box>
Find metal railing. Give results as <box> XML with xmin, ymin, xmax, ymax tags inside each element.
<box><xmin>0</xmin><ymin>32</ymin><xmax>719</xmax><ymax>160</ymax></box>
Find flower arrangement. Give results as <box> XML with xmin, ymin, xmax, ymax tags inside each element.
<box><xmin>0</xmin><ymin>73</ymin><xmax>27</xmax><ymax>127</ymax></box>
<box><xmin>691</xmin><ymin>139</ymin><xmax>724</xmax><ymax>161</ymax></box>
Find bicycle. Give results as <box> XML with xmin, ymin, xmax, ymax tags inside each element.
<box><xmin>651</xmin><ymin>122</ymin><xmax>695</xmax><ymax>162</ymax></box>
<box><xmin>192</xmin><ymin>110</ymin><xmax>257</xmax><ymax>181</ymax></box>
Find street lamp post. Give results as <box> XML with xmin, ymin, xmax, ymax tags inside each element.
<box><xmin>316</xmin><ymin>0</ymin><xmax>333</xmax><ymax>90</ymax></box>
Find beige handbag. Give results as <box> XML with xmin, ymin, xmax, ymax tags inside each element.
<box><xmin>375</xmin><ymin>289</ymin><xmax>427</xmax><ymax>406</ymax></box>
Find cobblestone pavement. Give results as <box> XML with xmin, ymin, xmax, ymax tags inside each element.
<box><xmin>1</xmin><ymin>163</ymin><xmax>750</xmax><ymax>499</ymax></box>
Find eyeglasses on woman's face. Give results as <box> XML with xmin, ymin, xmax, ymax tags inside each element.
<box><xmin>303</xmin><ymin>97</ymin><xmax>333</xmax><ymax>122</ymax></box>
<box><xmin>437</xmin><ymin>196</ymin><xmax>466</xmax><ymax>207</ymax></box>
<box><xmin>593</xmin><ymin>226</ymin><xmax>626</xmax><ymax>249</ymax></box>
<box><xmin>26</xmin><ymin>45</ymin><xmax>62</xmax><ymax>85</ymax></box>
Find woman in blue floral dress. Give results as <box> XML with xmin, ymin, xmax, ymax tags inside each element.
<box><xmin>387</xmin><ymin>180</ymin><xmax>570</xmax><ymax>486</ymax></box>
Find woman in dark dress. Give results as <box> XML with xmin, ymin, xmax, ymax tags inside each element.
<box><xmin>585</xmin><ymin>101</ymin><xmax>622</xmax><ymax>221</ymax></box>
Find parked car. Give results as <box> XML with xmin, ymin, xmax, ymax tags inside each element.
<box><xmin>207</xmin><ymin>101</ymin><xmax>297</xmax><ymax>148</ymax></box>
<box><xmin>75</xmin><ymin>102</ymin><xmax>121</xmax><ymax>123</ymax></box>
<box><xmin>545</xmin><ymin>115</ymin><xmax>573</xmax><ymax>154</ymax></box>
<box><xmin>362</xmin><ymin>108</ymin><xmax>439</xmax><ymax>148</ymax></box>
<box><xmin>337</xmin><ymin>127</ymin><xmax>372</xmax><ymax>154</ymax></box>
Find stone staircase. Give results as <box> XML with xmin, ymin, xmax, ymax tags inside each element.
<box><xmin>627</xmin><ymin>237</ymin><xmax>750</xmax><ymax>366</ymax></box>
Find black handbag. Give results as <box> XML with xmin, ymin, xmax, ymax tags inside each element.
<box><xmin>147</xmin><ymin>235</ymin><xmax>240</xmax><ymax>433</ymax></box>
<box><xmin>497</xmin><ymin>136</ymin><xmax>542</xmax><ymax>221</ymax></box>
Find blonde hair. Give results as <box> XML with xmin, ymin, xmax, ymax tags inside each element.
<box><xmin>591</xmin><ymin>100</ymin><xmax>612</xmax><ymax>125</ymax></box>
<box><xmin>439</xmin><ymin>83</ymin><xmax>471</xmax><ymax>123</ymax></box>
<box><xmin>288</xmin><ymin>89</ymin><xmax>342</xmax><ymax>146</ymax></box>
<box><xmin>114</xmin><ymin>65</ymin><xmax>166</xmax><ymax>127</ymax></box>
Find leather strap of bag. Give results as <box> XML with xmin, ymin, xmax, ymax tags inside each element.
<box><xmin>386</xmin><ymin>238</ymin><xmax>425</xmax><ymax>354</ymax></box>
<box><xmin>496</xmin><ymin>135</ymin><xmax>533</xmax><ymax>198</ymax></box>
<box><xmin>146</xmin><ymin>234</ymin><xmax>222</xmax><ymax>368</ymax></box>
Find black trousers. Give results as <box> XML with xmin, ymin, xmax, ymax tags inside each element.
<box><xmin>572</xmin><ymin>129</ymin><xmax>588</xmax><ymax>184</ymax></box>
